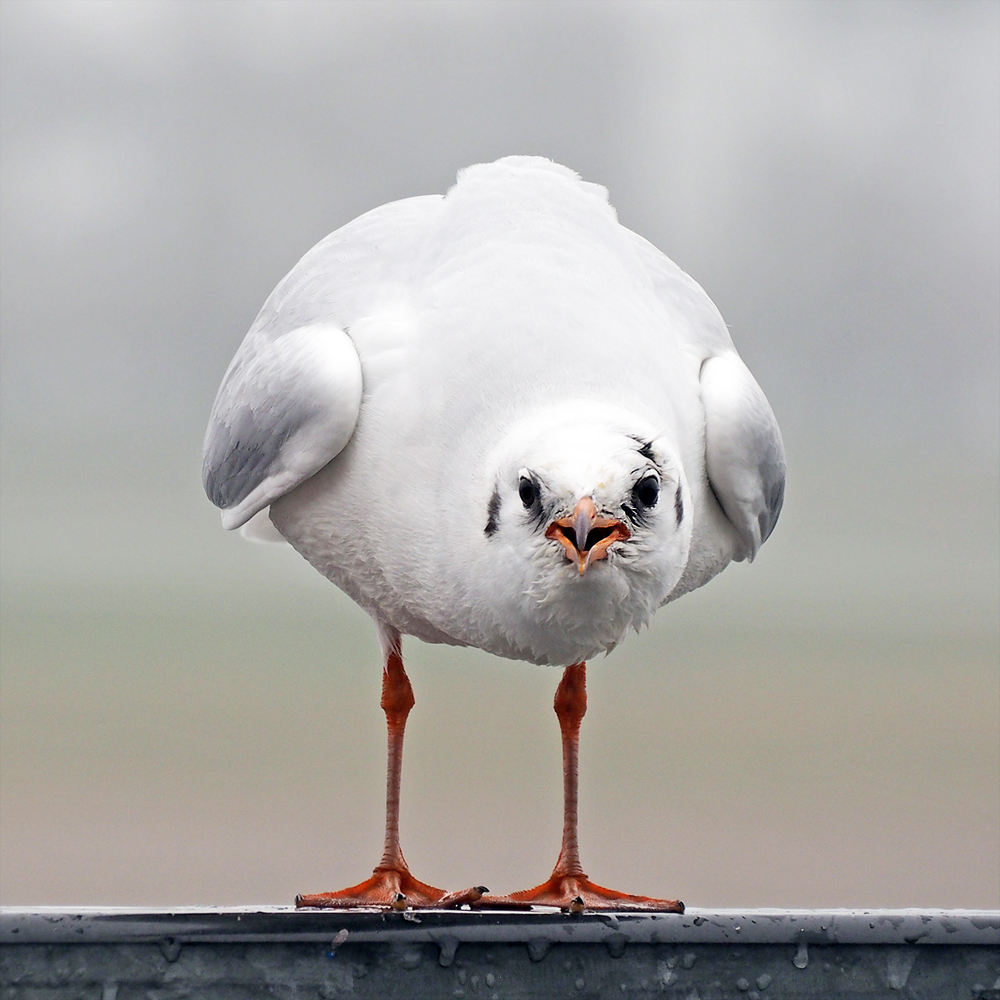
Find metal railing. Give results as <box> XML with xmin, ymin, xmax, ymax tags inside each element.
<box><xmin>2</xmin><ymin>906</ymin><xmax>998</xmax><ymax>998</ymax></box>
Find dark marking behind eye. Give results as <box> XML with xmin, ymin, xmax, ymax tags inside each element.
<box><xmin>674</xmin><ymin>486</ymin><xmax>684</xmax><ymax>526</ymax></box>
<box><xmin>621</xmin><ymin>502</ymin><xmax>638</xmax><ymax>526</ymax></box>
<box><xmin>628</xmin><ymin>434</ymin><xmax>657</xmax><ymax>462</ymax></box>
<box><xmin>484</xmin><ymin>486</ymin><xmax>501</xmax><ymax>536</ymax></box>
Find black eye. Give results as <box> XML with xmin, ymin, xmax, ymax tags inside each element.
<box><xmin>518</xmin><ymin>476</ymin><xmax>538</xmax><ymax>509</ymax></box>
<box><xmin>633</xmin><ymin>475</ymin><xmax>659</xmax><ymax>509</ymax></box>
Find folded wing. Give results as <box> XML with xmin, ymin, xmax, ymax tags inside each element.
<box><xmin>700</xmin><ymin>353</ymin><xmax>785</xmax><ymax>560</ymax></box>
<box><xmin>202</xmin><ymin>323</ymin><xmax>363</xmax><ymax>530</ymax></box>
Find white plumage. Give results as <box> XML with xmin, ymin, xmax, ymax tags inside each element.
<box><xmin>203</xmin><ymin>157</ymin><xmax>784</xmax><ymax>910</ymax></box>
<box><xmin>205</xmin><ymin>156</ymin><xmax>783</xmax><ymax>666</ymax></box>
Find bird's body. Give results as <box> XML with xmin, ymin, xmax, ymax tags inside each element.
<box><xmin>203</xmin><ymin>157</ymin><xmax>784</xmax><ymax>911</ymax></box>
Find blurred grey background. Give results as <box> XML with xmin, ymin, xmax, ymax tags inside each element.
<box><xmin>1</xmin><ymin>0</ymin><xmax>997</xmax><ymax>909</ymax></box>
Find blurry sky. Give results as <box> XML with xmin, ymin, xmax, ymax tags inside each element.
<box><xmin>1</xmin><ymin>0</ymin><xmax>997</xmax><ymax>909</ymax></box>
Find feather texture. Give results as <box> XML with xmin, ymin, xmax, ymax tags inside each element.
<box><xmin>204</xmin><ymin>156</ymin><xmax>785</xmax><ymax>665</ymax></box>
<box><xmin>203</xmin><ymin>323</ymin><xmax>362</xmax><ymax>529</ymax></box>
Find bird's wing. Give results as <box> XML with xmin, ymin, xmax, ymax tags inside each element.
<box><xmin>699</xmin><ymin>353</ymin><xmax>785</xmax><ymax>560</ymax></box>
<box><xmin>202</xmin><ymin>322</ymin><xmax>363</xmax><ymax>530</ymax></box>
<box><xmin>202</xmin><ymin>195</ymin><xmax>443</xmax><ymax>530</ymax></box>
<box><xmin>624</xmin><ymin>229</ymin><xmax>785</xmax><ymax>561</ymax></box>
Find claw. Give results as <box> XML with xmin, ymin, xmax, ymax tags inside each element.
<box><xmin>436</xmin><ymin>885</ymin><xmax>489</xmax><ymax>908</ymax></box>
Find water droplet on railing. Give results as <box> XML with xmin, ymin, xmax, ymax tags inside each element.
<box><xmin>527</xmin><ymin>938</ymin><xmax>551</xmax><ymax>962</ymax></box>
<box><xmin>437</xmin><ymin>935</ymin><xmax>459</xmax><ymax>968</ymax></box>
<box><xmin>606</xmin><ymin>933</ymin><xmax>627</xmax><ymax>959</ymax></box>
<box><xmin>158</xmin><ymin>938</ymin><xmax>181</xmax><ymax>963</ymax></box>
<box><xmin>656</xmin><ymin>961</ymin><xmax>677</xmax><ymax>986</ymax></box>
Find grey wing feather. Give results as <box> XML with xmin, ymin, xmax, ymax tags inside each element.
<box><xmin>203</xmin><ymin>323</ymin><xmax>363</xmax><ymax>530</ymax></box>
<box><xmin>700</xmin><ymin>353</ymin><xmax>785</xmax><ymax>560</ymax></box>
<box><xmin>203</xmin><ymin>386</ymin><xmax>299</xmax><ymax>511</ymax></box>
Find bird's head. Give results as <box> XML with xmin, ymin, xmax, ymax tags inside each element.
<box><xmin>482</xmin><ymin>401</ymin><xmax>692</xmax><ymax>662</ymax></box>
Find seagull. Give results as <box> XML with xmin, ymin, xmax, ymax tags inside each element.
<box><xmin>203</xmin><ymin>157</ymin><xmax>784</xmax><ymax>912</ymax></box>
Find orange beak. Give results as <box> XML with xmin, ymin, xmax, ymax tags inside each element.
<box><xmin>545</xmin><ymin>496</ymin><xmax>630</xmax><ymax>575</ymax></box>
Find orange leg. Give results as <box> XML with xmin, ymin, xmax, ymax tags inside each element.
<box><xmin>482</xmin><ymin>663</ymin><xmax>683</xmax><ymax>913</ymax></box>
<box><xmin>296</xmin><ymin>628</ymin><xmax>486</xmax><ymax>910</ymax></box>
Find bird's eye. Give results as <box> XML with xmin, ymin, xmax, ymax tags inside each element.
<box><xmin>518</xmin><ymin>476</ymin><xmax>538</xmax><ymax>509</ymax></box>
<box><xmin>633</xmin><ymin>474</ymin><xmax>659</xmax><ymax>508</ymax></box>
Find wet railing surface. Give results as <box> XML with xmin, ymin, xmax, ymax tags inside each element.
<box><xmin>2</xmin><ymin>907</ymin><xmax>998</xmax><ymax>998</ymax></box>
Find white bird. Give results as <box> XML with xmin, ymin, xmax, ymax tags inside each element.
<box><xmin>203</xmin><ymin>157</ymin><xmax>784</xmax><ymax>912</ymax></box>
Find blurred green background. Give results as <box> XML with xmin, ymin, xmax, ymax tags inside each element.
<box><xmin>1</xmin><ymin>0</ymin><xmax>997</xmax><ymax>909</ymax></box>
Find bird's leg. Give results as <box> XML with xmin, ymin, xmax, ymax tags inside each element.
<box><xmin>551</xmin><ymin>661</ymin><xmax>587</xmax><ymax>880</ymax></box>
<box><xmin>481</xmin><ymin>662</ymin><xmax>684</xmax><ymax>913</ymax></box>
<box><xmin>295</xmin><ymin>629</ymin><xmax>486</xmax><ymax>910</ymax></box>
<box><xmin>375</xmin><ymin>636</ymin><xmax>416</xmax><ymax>875</ymax></box>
